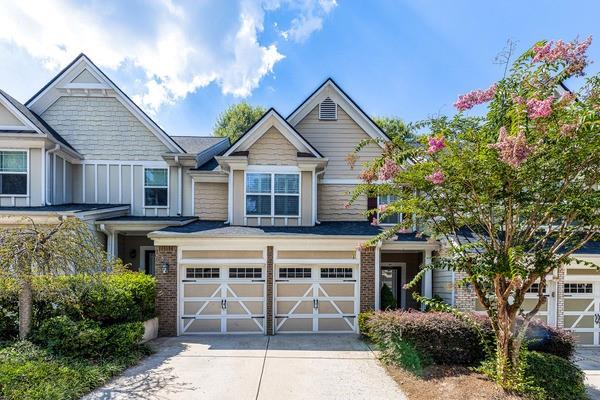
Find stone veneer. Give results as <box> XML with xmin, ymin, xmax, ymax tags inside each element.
<box><xmin>155</xmin><ymin>246</ymin><xmax>178</xmax><ymax>337</ymax></box>
<box><xmin>360</xmin><ymin>247</ymin><xmax>376</xmax><ymax>312</ymax></box>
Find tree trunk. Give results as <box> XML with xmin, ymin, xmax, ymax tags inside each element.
<box><xmin>495</xmin><ymin>313</ymin><xmax>521</xmax><ymax>388</ymax></box>
<box><xmin>18</xmin><ymin>278</ymin><xmax>33</xmax><ymax>339</ymax></box>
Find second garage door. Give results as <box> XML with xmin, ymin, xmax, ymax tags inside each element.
<box><xmin>274</xmin><ymin>265</ymin><xmax>358</xmax><ymax>333</ymax></box>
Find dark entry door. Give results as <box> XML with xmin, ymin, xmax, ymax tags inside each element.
<box><xmin>145</xmin><ymin>250</ymin><xmax>156</xmax><ymax>275</ymax></box>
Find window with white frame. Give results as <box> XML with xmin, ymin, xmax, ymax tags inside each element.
<box><xmin>245</xmin><ymin>173</ymin><xmax>299</xmax><ymax>217</ymax></box>
<box><xmin>377</xmin><ymin>195</ymin><xmax>402</xmax><ymax>225</ymax></box>
<box><xmin>0</xmin><ymin>151</ymin><xmax>27</xmax><ymax>195</ymax></box>
<box><xmin>144</xmin><ymin>168</ymin><xmax>168</xmax><ymax>207</ymax></box>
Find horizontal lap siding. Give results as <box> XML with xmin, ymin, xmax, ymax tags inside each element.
<box><xmin>432</xmin><ymin>270</ymin><xmax>454</xmax><ymax>305</ymax></box>
<box><xmin>295</xmin><ymin>106</ymin><xmax>381</xmax><ymax>180</ymax></box>
<box><xmin>318</xmin><ymin>184</ymin><xmax>366</xmax><ymax>221</ymax></box>
<box><xmin>194</xmin><ymin>182</ymin><xmax>228</xmax><ymax>220</ymax></box>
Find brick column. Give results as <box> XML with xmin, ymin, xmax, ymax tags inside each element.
<box><xmin>266</xmin><ymin>246</ymin><xmax>274</xmax><ymax>335</ymax></box>
<box><xmin>360</xmin><ymin>246</ymin><xmax>376</xmax><ymax>312</ymax></box>
<box><xmin>155</xmin><ymin>246</ymin><xmax>178</xmax><ymax>337</ymax></box>
<box><xmin>454</xmin><ymin>271</ymin><xmax>477</xmax><ymax>311</ymax></box>
<box><xmin>556</xmin><ymin>266</ymin><xmax>565</xmax><ymax>329</ymax></box>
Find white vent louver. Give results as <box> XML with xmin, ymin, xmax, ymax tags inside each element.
<box><xmin>319</xmin><ymin>97</ymin><xmax>337</xmax><ymax>120</ymax></box>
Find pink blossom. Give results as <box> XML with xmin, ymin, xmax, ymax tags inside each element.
<box><xmin>378</xmin><ymin>159</ymin><xmax>400</xmax><ymax>181</ymax></box>
<box><xmin>371</xmin><ymin>218</ymin><xmax>379</xmax><ymax>226</ymax></box>
<box><xmin>454</xmin><ymin>83</ymin><xmax>497</xmax><ymax>111</ymax></box>
<box><xmin>425</xmin><ymin>169</ymin><xmax>445</xmax><ymax>185</ymax></box>
<box><xmin>378</xmin><ymin>204</ymin><xmax>389</xmax><ymax>213</ymax></box>
<box><xmin>560</xmin><ymin>123</ymin><xmax>578</xmax><ymax>137</ymax></box>
<box><xmin>527</xmin><ymin>96</ymin><xmax>554</xmax><ymax>119</ymax></box>
<box><xmin>511</xmin><ymin>94</ymin><xmax>526</xmax><ymax>105</ymax></box>
<box><xmin>426</xmin><ymin>136</ymin><xmax>446</xmax><ymax>154</ymax></box>
<box><xmin>489</xmin><ymin>127</ymin><xmax>534</xmax><ymax>168</ymax></box>
<box><xmin>359</xmin><ymin>169</ymin><xmax>376</xmax><ymax>183</ymax></box>
<box><xmin>343</xmin><ymin>202</ymin><xmax>351</xmax><ymax>209</ymax></box>
<box><xmin>532</xmin><ymin>36</ymin><xmax>593</xmax><ymax>76</ymax></box>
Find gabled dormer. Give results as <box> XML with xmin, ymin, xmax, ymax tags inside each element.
<box><xmin>214</xmin><ymin>109</ymin><xmax>327</xmax><ymax>227</ymax></box>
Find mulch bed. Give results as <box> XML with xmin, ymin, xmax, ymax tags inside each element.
<box><xmin>385</xmin><ymin>364</ymin><xmax>524</xmax><ymax>400</ymax></box>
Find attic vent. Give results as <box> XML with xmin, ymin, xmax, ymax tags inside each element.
<box><xmin>319</xmin><ymin>97</ymin><xmax>337</xmax><ymax>120</ymax></box>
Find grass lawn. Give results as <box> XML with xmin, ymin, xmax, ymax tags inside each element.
<box><xmin>385</xmin><ymin>364</ymin><xmax>524</xmax><ymax>400</ymax></box>
<box><xmin>0</xmin><ymin>340</ymin><xmax>151</xmax><ymax>400</ymax></box>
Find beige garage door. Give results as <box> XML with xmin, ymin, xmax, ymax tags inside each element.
<box><xmin>563</xmin><ymin>282</ymin><xmax>600</xmax><ymax>346</ymax></box>
<box><xmin>275</xmin><ymin>265</ymin><xmax>358</xmax><ymax>333</ymax></box>
<box><xmin>180</xmin><ymin>265</ymin><xmax>265</xmax><ymax>334</ymax></box>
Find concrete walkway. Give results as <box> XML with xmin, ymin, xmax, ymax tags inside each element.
<box><xmin>574</xmin><ymin>348</ymin><xmax>600</xmax><ymax>400</ymax></box>
<box><xmin>83</xmin><ymin>334</ymin><xmax>406</xmax><ymax>400</ymax></box>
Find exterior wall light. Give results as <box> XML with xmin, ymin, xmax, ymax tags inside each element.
<box><xmin>161</xmin><ymin>259</ymin><xmax>170</xmax><ymax>274</ymax></box>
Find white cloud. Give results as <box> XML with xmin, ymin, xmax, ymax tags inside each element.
<box><xmin>0</xmin><ymin>0</ymin><xmax>334</xmax><ymax>114</ymax></box>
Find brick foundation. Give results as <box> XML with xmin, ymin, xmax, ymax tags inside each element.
<box><xmin>454</xmin><ymin>271</ymin><xmax>477</xmax><ymax>311</ymax></box>
<box><xmin>155</xmin><ymin>246</ymin><xmax>178</xmax><ymax>337</ymax></box>
<box><xmin>266</xmin><ymin>246</ymin><xmax>274</xmax><ymax>335</ymax></box>
<box><xmin>360</xmin><ymin>246</ymin><xmax>376</xmax><ymax>312</ymax></box>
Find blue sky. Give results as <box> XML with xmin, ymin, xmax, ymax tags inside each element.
<box><xmin>0</xmin><ymin>0</ymin><xmax>598</xmax><ymax>136</ymax></box>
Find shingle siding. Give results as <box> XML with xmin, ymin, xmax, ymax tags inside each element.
<box><xmin>194</xmin><ymin>182</ymin><xmax>228</xmax><ymax>220</ymax></box>
<box><xmin>317</xmin><ymin>184</ymin><xmax>367</xmax><ymax>221</ymax></box>
<box><xmin>41</xmin><ymin>96</ymin><xmax>169</xmax><ymax>160</ymax></box>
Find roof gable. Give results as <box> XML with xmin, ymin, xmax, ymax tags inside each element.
<box><xmin>223</xmin><ymin>108</ymin><xmax>322</xmax><ymax>158</ymax></box>
<box><xmin>26</xmin><ymin>54</ymin><xmax>184</xmax><ymax>153</ymax></box>
<box><xmin>287</xmin><ymin>78</ymin><xmax>389</xmax><ymax>146</ymax></box>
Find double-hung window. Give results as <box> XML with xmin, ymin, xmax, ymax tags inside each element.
<box><xmin>377</xmin><ymin>194</ymin><xmax>402</xmax><ymax>225</ymax></box>
<box><xmin>144</xmin><ymin>168</ymin><xmax>168</xmax><ymax>207</ymax></box>
<box><xmin>245</xmin><ymin>173</ymin><xmax>299</xmax><ymax>217</ymax></box>
<box><xmin>0</xmin><ymin>151</ymin><xmax>27</xmax><ymax>195</ymax></box>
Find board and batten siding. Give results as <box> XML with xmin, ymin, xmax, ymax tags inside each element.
<box><xmin>294</xmin><ymin>105</ymin><xmax>382</xmax><ymax>180</ymax></box>
<box><xmin>317</xmin><ymin>184</ymin><xmax>366</xmax><ymax>221</ymax></box>
<box><xmin>432</xmin><ymin>270</ymin><xmax>454</xmax><ymax>305</ymax></box>
<box><xmin>247</xmin><ymin>127</ymin><xmax>298</xmax><ymax>166</ymax></box>
<box><xmin>41</xmin><ymin>96</ymin><xmax>170</xmax><ymax>160</ymax></box>
<box><xmin>194</xmin><ymin>182</ymin><xmax>228</xmax><ymax>220</ymax></box>
<box><xmin>71</xmin><ymin>162</ymin><xmax>185</xmax><ymax>216</ymax></box>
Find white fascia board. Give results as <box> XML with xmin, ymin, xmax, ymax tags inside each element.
<box><xmin>224</xmin><ymin>110</ymin><xmax>321</xmax><ymax>157</ymax></box>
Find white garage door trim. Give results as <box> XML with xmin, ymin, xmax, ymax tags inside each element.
<box><xmin>180</xmin><ymin>265</ymin><xmax>266</xmax><ymax>335</ymax></box>
<box><xmin>274</xmin><ymin>265</ymin><xmax>359</xmax><ymax>333</ymax></box>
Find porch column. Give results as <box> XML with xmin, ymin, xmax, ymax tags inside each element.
<box><xmin>360</xmin><ymin>246</ymin><xmax>376</xmax><ymax>312</ymax></box>
<box><xmin>155</xmin><ymin>246</ymin><xmax>178</xmax><ymax>337</ymax></box>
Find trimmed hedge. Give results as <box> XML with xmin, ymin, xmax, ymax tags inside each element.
<box><xmin>525</xmin><ymin>351</ymin><xmax>587</xmax><ymax>400</ymax></box>
<box><xmin>362</xmin><ymin>310</ymin><xmax>576</xmax><ymax>366</ymax></box>
<box><xmin>32</xmin><ymin>316</ymin><xmax>144</xmax><ymax>359</ymax></box>
<box><xmin>0</xmin><ymin>272</ymin><xmax>156</xmax><ymax>340</ymax></box>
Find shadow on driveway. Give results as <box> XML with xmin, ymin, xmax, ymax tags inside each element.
<box><xmin>573</xmin><ymin>347</ymin><xmax>600</xmax><ymax>400</ymax></box>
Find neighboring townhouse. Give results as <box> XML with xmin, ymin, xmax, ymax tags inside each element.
<box><xmin>1</xmin><ymin>54</ymin><xmax>598</xmax><ymax>345</ymax></box>
<box><xmin>0</xmin><ymin>53</ymin><xmax>228</xmax><ymax>274</ymax></box>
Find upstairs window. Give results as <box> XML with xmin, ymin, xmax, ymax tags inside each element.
<box><xmin>0</xmin><ymin>151</ymin><xmax>27</xmax><ymax>195</ymax></box>
<box><xmin>144</xmin><ymin>168</ymin><xmax>168</xmax><ymax>207</ymax></box>
<box><xmin>377</xmin><ymin>195</ymin><xmax>402</xmax><ymax>225</ymax></box>
<box><xmin>246</xmin><ymin>173</ymin><xmax>299</xmax><ymax>217</ymax></box>
<box><xmin>319</xmin><ymin>97</ymin><xmax>337</xmax><ymax>120</ymax></box>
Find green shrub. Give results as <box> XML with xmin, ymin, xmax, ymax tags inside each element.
<box><xmin>380</xmin><ymin>284</ymin><xmax>397</xmax><ymax>310</ymax></box>
<box><xmin>33</xmin><ymin>316</ymin><xmax>144</xmax><ymax>359</ymax></box>
<box><xmin>525</xmin><ymin>351</ymin><xmax>587</xmax><ymax>400</ymax></box>
<box><xmin>358</xmin><ymin>311</ymin><xmax>373</xmax><ymax>339</ymax></box>
<box><xmin>385</xmin><ymin>339</ymin><xmax>423</xmax><ymax>375</ymax></box>
<box><xmin>0</xmin><ymin>340</ymin><xmax>147</xmax><ymax>400</ymax></box>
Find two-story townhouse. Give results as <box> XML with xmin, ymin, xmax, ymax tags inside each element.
<box><xmin>0</xmin><ymin>54</ymin><xmax>229</xmax><ymax>274</ymax></box>
<box><xmin>1</xmin><ymin>54</ymin><xmax>598</xmax><ymax>344</ymax></box>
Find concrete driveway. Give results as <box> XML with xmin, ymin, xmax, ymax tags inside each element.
<box><xmin>574</xmin><ymin>348</ymin><xmax>600</xmax><ymax>400</ymax></box>
<box><xmin>83</xmin><ymin>334</ymin><xmax>406</xmax><ymax>400</ymax></box>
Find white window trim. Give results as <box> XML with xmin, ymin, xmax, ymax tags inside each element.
<box><xmin>0</xmin><ymin>149</ymin><xmax>29</xmax><ymax>198</ymax></box>
<box><xmin>244</xmin><ymin>171</ymin><xmax>301</xmax><ymax>223</ymax></box>
<box><xmin>143</xmin><ymin>167</ymin><xmax>169</xmax><ymax>209</ymax></box>
<box><xmin>376</xmin><ymin>195</ymin><xmax>402</xmax><ymax>226</ymax></box>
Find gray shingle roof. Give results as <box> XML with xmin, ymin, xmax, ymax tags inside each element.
<box><xmin>0</xmin><ymin>89</ymin><xmax>76</xmax><ymax>151</ymax></box>
<box><xmin>171</xmin><ymin>136</ymin><xmax>229</xmax><ymax>155</ymax></box>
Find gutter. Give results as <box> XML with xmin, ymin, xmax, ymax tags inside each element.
<box><xmin>315</xmin><ymin>169</ymin><xmax>326</xmax><ymax>224</ymax></box>
<box><xmin>175</xmin><ymin>155</ymin><xmax>182</xmax><ymax>216</ymax></box>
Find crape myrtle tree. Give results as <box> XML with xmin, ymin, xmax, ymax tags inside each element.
<box><xmin>349</xmin><ymin>37</ymin><xmax>600</xmax><ymax>389</ymax></box>
<box><xmin>0</xmin><ymin>217</ymin><xmax>117</xmax><ymax>338</ymax></box>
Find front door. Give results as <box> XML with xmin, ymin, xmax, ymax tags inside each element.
<box><xmin>563</xmin><ymin>282</ymin><xmax>600</xmax><ymax>346</ymax></box>
<box><xmin>144</xmin><ymin>250</ymin><xmax>156</xmax><ymax>275</ymax></box>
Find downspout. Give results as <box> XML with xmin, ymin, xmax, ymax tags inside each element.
<box><xmin>98</xmin><ymin>223</ymin><xmax>113</xmax><ymax>258</ymax></box>
<box><xmin>225</xmin><ymin>168</ymin><xmax>232</xmax><ymax>224</ymax></box>
<box><xmin>374</xmin><ymin>240</ymin><xmax>382</xmax><ymax>311</ymax></box>
<box><xmin>175</xmin><ymin>155</ymin><xmax>182</xmax><ymax>216</ymax></box>
<box><xmin>314</xmin><ymin>169</ymin><xmax>326</xmax><ymax>224</ymax></box>
<box><xmin>45</xmin><ymin>144</ymin><xmax>60</xmax><ymax>205</ymax></box>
